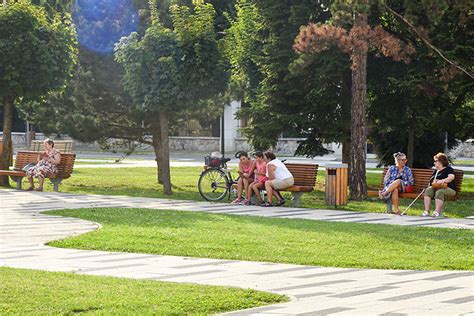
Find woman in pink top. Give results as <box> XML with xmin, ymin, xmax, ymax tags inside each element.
<box><xmin>244</xmin><ymin>151</ymin><xmax>267</xmax><ymax>205</ymax></box>
<box><xmin>231</xmin><ymin>151</ymin><xmax>254</xmax><ymax>204</ymax></box>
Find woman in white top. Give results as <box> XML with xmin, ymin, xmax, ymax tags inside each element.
<box><xmin>262</xmin><ymin>151</ymin><xmax>294</xmax><ymax>207</ymax></box>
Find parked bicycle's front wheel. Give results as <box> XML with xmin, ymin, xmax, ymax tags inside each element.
<box><xmin>198</xmin><ymin>168</ymin><xmax>229</xmax><ymax>201</ymax></box>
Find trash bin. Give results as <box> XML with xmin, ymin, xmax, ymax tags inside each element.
<box><xmin>325</xmin><ymin>163</ymin><xmax>348</xmax><ymax>206</ymax></box>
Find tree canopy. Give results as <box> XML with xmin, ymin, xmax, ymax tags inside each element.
<box><xmin>0</xmin><ymin>2</ymin><xmax>77</xmax><ymax>186</ymax></box>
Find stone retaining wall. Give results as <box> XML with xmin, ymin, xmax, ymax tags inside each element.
<box><xmin>3</xmin><ymin>132</ymin><xmax>304</xmax><ymax>154</ymax></box>
<box><xmin>450</xmin><ymin>140</ymin><xmax>474</xmax><ymax>158</ymax></box>
<box><xmin>7</xmin><ymin>132</ymin><xmax>471</xmax><ymax>157</ymax></box>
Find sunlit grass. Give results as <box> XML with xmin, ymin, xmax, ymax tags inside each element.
<box><xmin>46</xmin><ymin>208</ymin><xmax>474</xmax><ymax>271</ymax></box>
<box><xmin>0</xmin><ymin>267</ymin><xmax>286</xmax><ymax>315</ymax></box>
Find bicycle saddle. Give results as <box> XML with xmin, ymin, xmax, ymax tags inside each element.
<box><xmin>221</xmin><ymin>157</ymin><xmax>231</xmax><ymax>163</ymax></box>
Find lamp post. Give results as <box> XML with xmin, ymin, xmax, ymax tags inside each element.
<box><xmin>220</xmin><ymin>112</ymin><xmax>224</xmax><ymax>155</ymax></box>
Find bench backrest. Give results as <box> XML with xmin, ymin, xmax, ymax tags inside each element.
<box><xmin>380</xmin><ymin>167</ymin><xmax>464</xmax><ymax>194</ymax></box>
<box><xmin>30</xmin><ymin>140</ymin><xmax>74</xmax><ymax>153</ymax></box>
<box><xmin>285</xmin><ymin>163</ymin><xmax>319</xmax><ymax>187</ymax></box>
<box><xmin>14</xmin><ymin>151</ymin><xmax>76</xmax><ymax>179</ymax></box>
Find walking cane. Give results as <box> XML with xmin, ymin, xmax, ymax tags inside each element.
<box><xmin>400</xmin><ymin>188</ymin><xmax>425</xmax><ymax>216</ymax></box>
<box><xmin>400</xmin><ymin>169</ymin><xmax>438</xmax><ymax>216</ymax></box>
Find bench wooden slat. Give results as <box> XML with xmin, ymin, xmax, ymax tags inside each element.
<box><xmin>0</xmin><ymin>170</ymin><xmax>25</xmax><ymax>177</ymax></box>
<box><xmin>30</xmin><ymin>140</ymin><xmax>74</xmax><ymax>153</ymax></box>
<box><xmin>285</xmin><ymin>163</ymin><xmax>318</xmax><ymax>189</ymax></box>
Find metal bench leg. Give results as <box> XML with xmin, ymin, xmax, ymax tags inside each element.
<box><xmin>250</xmin><ymin>194</ymin><xmax>259</xmax><ymax>205</ymax></box>
<box><xmin>50</xmin><ymin>179</ymin><xmax>63</xmax><ymax>192</ymax></box>
<box><xmin>385</xmin><ymin>200</ymin><xmax>393</xmax><ymax>214</ymax></box>
<box><xmin>291</xmin><ymin>192</ymin><xmax>303</xmax><ymax>207</ymax></box>
<box><xmin>11</xmin><ymin>176</ymin><xmax>23</xmax><ymax>190</ymax></box>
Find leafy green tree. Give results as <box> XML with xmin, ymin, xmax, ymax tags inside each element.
<box><xmin>367</xmin><ymin>2</ymin><xmax>474</xmax><ymax>167</ymax></box>
<box><xmin>115</xmin><ymin>3</ymin><xmax>227</xmax><ymax>194</ymax></box>
<box><xmin>294</xmin><ymin>0</ymin><xmax>472</xmax><ymax>199</ymax></box>
<box><xmin>295</xmin><ymin>0</ymin><xmax>418</xmax><ymax>200</ymax></box>
<box><xmin>225</xmin><ymin>0</ymin><xmax>338</xmax><ymax>152</ymax></box>
<box><xmin>21</xmin><ymin>1</ymin><xmax>228</xmax><ymax>195</ymax></box>
<box><xmin>0</xmin><ymin>2</ymin><xmax>77</xmax><ymax>186</ymax></box>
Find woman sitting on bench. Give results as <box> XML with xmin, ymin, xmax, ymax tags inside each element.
<box><xmin>262</xmin><ymin>151</ymin><xmax>294</xmax><ymax>207</ymax></box>
<box><xmin>26</xmin><ymin>139</ymin><xmax>61</xmax><ymax>192</ymax></box>
<box><xmin>231</xmin><ymin>151</ymin><xmax>254</xmax><ymax>204</ymax></box>
<box><xmin>379</xmin><ymin>152</ymin><xmax>414</xmax><ymax>215</ymax></box>
<box><xmin>423</xmin><ymin>152</ymin><xmax>456</xmax><ymax>217</ymax></box>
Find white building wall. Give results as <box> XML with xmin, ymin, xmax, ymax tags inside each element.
<box><xmin>222</xmin><ymin>100</ymin><xmax>241</xmax><ymax>152</ymax></box>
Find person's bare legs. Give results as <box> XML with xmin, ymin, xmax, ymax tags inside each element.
<box><xmin>382</xmin><ymin>179</ymin><xmax>401</xmax><ymax>196</ymax></box>
<box><xmin>243</xmin><ymin>178</ymin><xmax>252</xmax><ymax>200</ymax></box>
<box><xmin>236</xmin><ymin>178</ymin><xmax>243</xmax><ymax>199</ymax></box>
<box><xmin>27</xmin><ymin>176</ymin><xmax>34</xmax><ymax>189</ymax></box>
<box><xmin>246</xmin><ymin>182</ymin><xmax>255</xmax><ymax>202</ymax></box>
<box><xmin>252</xmin><ymin>182</ymin><xmax>264</xmax><ymax>204</ymax></box>
<box><xmin>272</xmin><ymin>190</ymin><xmax>282</xmax><ymax>202</ymax></box>
<box><xmin>265</xmin><ymin>181</ymin><xmax>274</xmax><ymax>203</ymax></box>
<box><xmin>231</xmin><ymin>178</ymin><xmax>244</xmax><ymax>203</ymax></box>
<box><xmin>423</xmin><ymin>196</ymin><xmax>432</xmax><ymax>214</ymax></box>
<box><xmin>392</xmin><ymin>188</ymin><xmax>400</xmax><ymax>214</ymax></box>
<box><xmin>37</xmin><ymin>177</ymin><xmax>45</xmax><ymax>190</ymax></box>
<box><xmin>434</xmin><ymin>199</ymin><xmax>444</xmax><ymax>214</ymax></box>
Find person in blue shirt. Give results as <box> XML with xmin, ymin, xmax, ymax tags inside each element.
<box><xmin>379</xmin><ymin>152</ymin><xmax>414</xmax><ymax>215</ymax></box>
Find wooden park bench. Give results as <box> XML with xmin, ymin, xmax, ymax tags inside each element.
<box><xmin>233</xmin><ymin>162</ymin><xmax>318</xmax><ymax>207</ymax></box>
<box><xmin>282</xmin><ymin>163</ymin><xmax>319</xmax><ymax>207</ymax></box>
<box><xmin>0</xmin><ymin>151</ymin><xmax>76</xmax><ymax>191</ymax></box>
<box><xmin>367</xmin><ymin>167</ymin><xmax>464</xmax><ymax>213</ymax></box>
<box><xmin>30</xmin><ymin>140</ymin><xmax>74</xmax><ymax>153</ymax></box>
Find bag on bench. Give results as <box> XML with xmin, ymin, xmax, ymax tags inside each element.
<box><xmin>22</xmin><ymin>163</ymin><xmax>36</xmax><ymax>172</ymax></box>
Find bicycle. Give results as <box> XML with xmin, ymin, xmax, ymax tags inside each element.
<box><xmin>198</xmin><ymin>153</ymin><xmax>240</xmax><ymax>201</ymax></box>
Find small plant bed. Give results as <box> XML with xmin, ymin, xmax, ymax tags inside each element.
<box><xmin>0</xmin><ymin>267</ymin><xmax>286</xmax><ymax>315</ymax></box>
<box><xmin>6</xmin><ymin>166</ymin><xmax>473</xmax><ymax>218</ymax></box>
<box><xmin>45</xmin><ymin>208</ymin><xmax>474</xmax><ymax>271</ymax></box>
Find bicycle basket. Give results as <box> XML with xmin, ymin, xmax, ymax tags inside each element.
<box><xmin>204</xmin><ymin>156</ymin><xmax>221</xmax><ymax>167</ymax></box>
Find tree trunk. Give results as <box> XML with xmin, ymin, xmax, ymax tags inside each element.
<box><xmin>349</xmin><ymin>12</ymin><xmax>368</xmax><ymax>200</ymax></box>
<box><xmin>151</xmin><ymin>122</ymin><xmax>163</xmax><ymax>185</ymax></box>
<box><xmin>407</xmin><ymin>128</ymin><xmax>415</xmax><ymax>168</ymax></box>
<box><xmin>341</xmin><ymin>70</ymin><xmax>352</xmax><ymax>170</ymax></box>
<box><xmin>159</xmin><ymin>111</ymin><xmax>172</xmax><ymax>195</ymax></box>
<box><xmin>342</xmin><ymin>140</ymin><xmax>350</xmax><ymax>165</ymax></box>
<box><xmin>0</xmin><ymin>95</ymin><xmax>14</xmax><ymax>187</ymax></box>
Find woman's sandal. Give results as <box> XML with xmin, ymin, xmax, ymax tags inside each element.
<box><xmin>422</xmin><ymin>211</ymin><xmax>430</xmax><ymax>217</ymax></box>
<box><xmin>432</xmin><ymin>211</ymin><xmax>440</xmax><ymax>217</ymax></box>
<box><xmin>275</xmin><ymin>199</ymin><xmax>286</xmax><ymax>206</ymax></box>
<box><xmin>261</xmin><ymin>202</ymin><xmax>273</xmax><ymax>207</ymax></box>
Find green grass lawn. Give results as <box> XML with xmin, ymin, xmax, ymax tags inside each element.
<box><xmin>26</xmin><ymin>166</ymin><xmax>472</xmax><ymax>218</ymax></box>
<box><xmin>0</xmin><ymin>267</ymin><xmax>285</xmax><ymax>315</ymax></box>
<box><xmin>74</xmin><ymin>160</ymin><xmax>117</xmax><ymax>165</ymax></box>
<box><xmin>46</xmin><ymin>208</ymin><xmax>474</xmax><ymax>271</ymax></box>
<box><xmin>452</xmin><ymin>159</ymin><xmax>474</xmax><ymax>166</ymax></box>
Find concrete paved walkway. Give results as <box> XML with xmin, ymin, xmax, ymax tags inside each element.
<box><xmin>1</xmin><ymin>189</ymin><xmax>473</xmax><ymax>315</ymax></box>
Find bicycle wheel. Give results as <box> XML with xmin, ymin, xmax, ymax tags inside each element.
<box><xmin>198</xmin><ymin>168</ymin><xmax>229</xmax><ymax>201</ymax></box>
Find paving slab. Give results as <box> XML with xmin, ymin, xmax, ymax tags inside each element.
<box><xmin>1</xmin><ymin>189</ymin><xmax>473</xmax><ymax>315</ymax></box>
